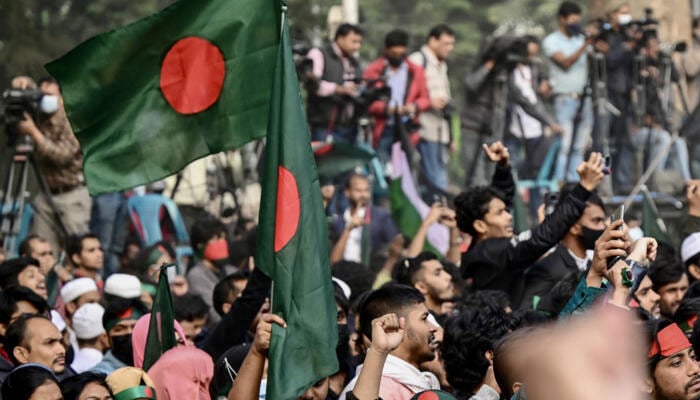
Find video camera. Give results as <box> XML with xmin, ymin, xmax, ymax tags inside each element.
<box><xmin>1</xmin><ymin>88</ymin><xmax>44</xmax><ymax>146</ymax></box>
<box><xmin>481</xmin><ymin>35</ymin><xmax>531</xmax><ymax>72</ymax></box>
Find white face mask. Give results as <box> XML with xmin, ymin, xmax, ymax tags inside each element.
<box><xmin>39</xmin><ymin>95</ymin><xmax>59</xmax><ymax>114</ymax></box>
<box><xmin>617</xmin><ymin>13</ymin><xmax>633</xmax><ymax>26</ymax></box>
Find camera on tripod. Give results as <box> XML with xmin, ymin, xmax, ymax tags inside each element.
<box><xmin>1</xmin><ymin>88</ymin><xmax>44</xmax><ymax>146</ymax></box>
<box><xmin>481</xmin><ymin>35</ymin><xmax>531</xmax><ymax>72</ymax></box>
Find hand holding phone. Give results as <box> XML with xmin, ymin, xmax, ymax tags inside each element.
<box><xmin>606</xmin><ymin>205</ymin><xmax>626</xmax><ymax>269</ymax></box>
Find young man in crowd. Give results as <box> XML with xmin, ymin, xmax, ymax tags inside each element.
<box><xmin>363</xmin><ymin>29</ymin><xmax>430</xmax><ymax>162</ymax></box>
<box><xmin>455</xmin><ymin>142</ymin><xmax>604</xmax><ymax>307</ymax></box>
<box><xmin>521</xmin><ymin>183</ymin><xmax>606</xmax><ymax>308</ymax></box>
<box><xmin>0</xmin><ymin>257</ymin><xmax>47</xmax><ymax>300</ymax></box>
<box><xmin>330</xmin><ymin>173</ymin><xmax>400</xmax><ymax>265</ymax></box>
<box><xmin>340</xmin><ymin>284</ymin><xmax>440</xmax><ymax>399</ymax></box>
<box><xmin>91</xmin><ymin>298</ymin><xmax>148</xmax><ymax>375</ymax></box>
<box><xmin>67</xmin><ymin>233</ymin><xmax>105</xmax><ymax>285</ymax></box>
<box><xmin>173</xmin><ymin>293</ymin><xmax>209</xmax><ymax>345</ymax></box>
<box><xmin>188</xmin><ymin>218</ymin><xmax>238</xmax><ymax>327</ymax></box>
<box><xmin>60</xmin><ymin>277</ymin><xmax>101</xmax><ymax>323</ymax></box>
<box><xmin>649</xmin><ymin>261</ymin><xmax>689</xmax><ymax>320</ymax></box>
<box><xmin>408</xmin><ymin>24</ymin><xmax>456</xmax><ymax>195</ymax></box>
<box><xmin>70</xmin><ymin>303</ymin><xmax>108</xmax><ymax>373</ymax></box>
<box><xmin>393</xmin><ymin>252</ymin><xmax>455</xmax><ymax>318</ymax></box>
<box><xmin>645</xmin><ymin>321</ymin><xmax>700</xmax><ymax>400</ymax></box>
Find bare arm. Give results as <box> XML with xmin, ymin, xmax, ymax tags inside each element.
<box><xmin>351</xmin><ymin>314</ymin><xmax>405</xmax><ymax>400</ymax></box>
<box><xmin>228</xmin><ymin>314</ymin><xmax>287</xmax><ymax>400</ymax></box>
<box><xmin>550</xmin><ymin>42</ymin><xmax>588</xmax><ymax>71</ymax></box>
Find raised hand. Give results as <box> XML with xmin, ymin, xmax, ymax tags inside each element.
<box><xmin>483</xmin><ymin>141</ymin><xmax>510</xmax><ymax>167</ymax></box>
<box><xmin>369</xmin><ymin>313</ymin><xmax>405</xmax><ymax>355</ymax></box>
<box><xmin>687</xmin><ymin>180</ymin><xmax>700</xmax><ymax>216</ymax></box>
<box><xmin>590</xmin><ymin>219</ymin><xmax>628</xmax><ymax>279</ymax></box>
<box><xmin>251</xmin><ymin>313</ymin><xmax>286</xmax><ymax>357</ymax></box>
<box><xmin>576</xmin><ymin>152</ymin><xmax>605</xmax><ymax>192</ymax></box>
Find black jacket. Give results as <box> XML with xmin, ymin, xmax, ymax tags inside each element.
<box><xmin>461</xmin><ymin>167</ymin><xmax>591</xmax><ymax>307</ymax></box>
<box><xmin>520</xmin><ymin>244</ymin><xmax>585</xmax><ymax>309</ymax></box>
<box><xmin>202</xmin><ymin>267</ymin><xmax>271</xmax><ymax>362</ymax></box>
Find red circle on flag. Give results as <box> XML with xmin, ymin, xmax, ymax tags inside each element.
<box><xmin>275</xmin><ymin>166</ymin><xmax>300</xmax><ymax>252</ymax></box>
<box><xmin>160</xmin><ymin>36</ymin><xmax>225</xmax><ymax>115</ymax></box>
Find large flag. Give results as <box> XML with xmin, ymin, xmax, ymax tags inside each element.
<box><xmin>255</xmin><ymin>12</ymin><xmax>338</xmax><ymax>400</ymax></box>
<box><xmin>312</xmin><ymin>141</ymin><xmax>376</xmax><ymax>181</ymax></box>
<box><xmin>45</xmin><ymin>0</ymin><xmax>280</xmax><ymax>195</ymax></box>
<box><xmin>390</xmin><ymin>142</ymin><xmax>450</xmax><ymax>256</ymax></box>
<box><xmin>143</xmin><ymin>264</ymin><xmax>176</xmax><ymax>371</ymax></box>
<box><xmin>642</xmin><ymin>190</ymin><xmax>670</xmax><ymax>242</ymax></box>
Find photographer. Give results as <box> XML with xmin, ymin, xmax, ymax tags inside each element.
<box><xmin>461</xmin><ymin>35</ymin><xmax>559</xmax><ymax>186</ymax></box>
<box><xmin>11</xmin><ymin>76</ymin><xmax>91</xmax><ymax>255</ymax></box>
<box><xmin>543</xmin><ymin>1</ymin><xmax>594</xmax><ymax>183</ymax></box>
<box><xmin>363</xmin><ymin>29</ymin><xmax>431</xmax><ymax>162</ymax></box>
<box><xmin>408</xmin><ymin>25</ymin><xmax>456</xmax><ymax>195</ymax></box>
<box><xmin>306</xmin><ymin>23</ymin><xmax>364</xmax><ymax>144</ymax></box>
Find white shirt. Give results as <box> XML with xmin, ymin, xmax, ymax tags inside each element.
<box><xmin>342</xmin><ymin>207</ymin><xmax>366</xmax><ymax>262</ymax></box>
<box><xmin>568</xmin><ymin>249</ymin><xmax>594</xmax><ymax>272</ymax></box>
<box><xmin>510</xmin><ymin>64</ymin><xmax>543</xmax><ymax>139</ymax></box>
<box><xmin>71</xmin><ymin>347</ymin><xmax>104</xmax><ymax>373</ymax></box>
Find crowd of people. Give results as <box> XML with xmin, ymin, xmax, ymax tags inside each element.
<box><xmin>6</xmin><ymin>0</ymin><xmax>700</xmax><ymax>399</ymax></box>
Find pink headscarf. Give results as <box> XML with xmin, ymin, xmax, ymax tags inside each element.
<box><xmin>147</xmin><ymin>347</ymin><xmax>214</xmax><ymax>400</ymax></box>
<box><xmin>132</xmin><ymin>313</ymin><xmax>189</xmax><ymax>369</ymax></box>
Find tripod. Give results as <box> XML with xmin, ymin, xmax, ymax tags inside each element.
<box><xmin>564</xmin><ymin>52</ymin><xmax>618</xmax><ymax>196</ymax></box>
<box><xmin>0</xmin><ymin>137</ymin><xmax>67</xmax><ymax>257</ymax></box>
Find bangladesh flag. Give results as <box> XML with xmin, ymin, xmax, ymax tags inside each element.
<box><xmin>143</xmin><ymin>264</ymin><xmax>176</xmax><ymax>371</ymax></box>
<box><xmin>255</xmin><ymin>13</ymin><xmax>338</xmax><ymax>400</ymax></box>
<box><xmin>391</xmin><ymin>142</ymin><xmax>449</xmax><ymax>256</ymax></box>
<box><xmin>312</xmin><ymin>140</ymin><xmax>376</xmax><ymax>180</ymax></box>
<box><xmin>45</xmin><ymin>0</ymin><xmax>280</xmax><ymax>195</ymax></box>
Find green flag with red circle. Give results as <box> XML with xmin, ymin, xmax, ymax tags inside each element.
<box><xmin>255</xmin><ymin>12</ymin><xmax>338</xmax><ymax>400</ymax></box>
<box><xmin>45</xmin><ymin>0</ymin><xmax>280</xmax><ymax>195</ymax></box>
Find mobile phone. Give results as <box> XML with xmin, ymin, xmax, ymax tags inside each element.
<box><xmin>607</xmin><ymin>205</ymin><xmax>625</xmax><ymax>269</ymax></box>
<box><xmin>602</xmin><ymin>155</ymin><xmax>612</xmax><ymax>175</ymax></box>
<box><xmin>544</xmin><ymin>191</ymin><xmax>559</xmax><ymax>216</ymax></box>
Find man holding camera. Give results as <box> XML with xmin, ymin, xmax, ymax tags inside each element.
<box><xmin>408</xmin><ymin>25</ymin><xmax>456</xmax><ymax>195</ymax></box>
<box><xmin>364</xmin><ymin>29</ymin><xmax>431</xmax><ymax>163</ymax></box>
<box><xmin>306</xmin><ymin>23</ymin><xmax>364</xmax><ymax>144</ymax></box>
<box><xmin>12</xmin><ymin>76</ymin><xmax>91</xmax><ymax>255</ymax></box>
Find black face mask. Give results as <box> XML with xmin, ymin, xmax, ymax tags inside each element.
<box><xmin>386</xmin><ymin>56</ymin><xmax>404</xmax><ymax>68</ymax></box>
<box><xmin>211</xmin><ymin>258</ymin><xmax>230</xmax><ymax>270</ymax></box>
<box><xmin>566</xmin><ymin>23</ymin><xmax>582</xmax><ymax>36</ymax></box>
<box><xmin>579</xmin><ymin>226</ymin><xmax>604</xmax><ymax>250</ymax></box>
<box><xmin>111</xmin><ymin>334</ymin><xmax>134</xmax><ymax>366</ymax></box>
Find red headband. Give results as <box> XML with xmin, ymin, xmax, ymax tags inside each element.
<box><xmin>648</xmin><ymin>323</ymin><xmax>692</xmax><ymax>358</ymax></box>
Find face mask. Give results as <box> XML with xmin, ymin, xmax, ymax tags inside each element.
<box><xmin>204</xmin><ymin>239</ymin><xmax>229</xmax><ymax>262</ymax></box>
<box><xmin>386</xmin><ymin>56</ymin><xmax>404</xmax><ymax>68</ymax></box>
<box><xmin>566</xmin><ymin>23</ymin><xmax>583</xmax><ymax>36</ymax></box>
<box><xmin>39</xmin><ymin>95</ymin><xmax>59</xmax><ymax>114</ymax></box>
<box><xmin>617</xmin><ymin>14</ymin><xmax>633</xmax><ymax>25</ymax></box>
<box><xmin>111</xmin><ymin>334</ymin><xmax>134</xmax><ymax>366</ymax></box>
<box><xmin>628</xmin><ymin>226</ymin><xmax>644</xmax><ymax>242</ymax></box>
<box><xmin>579</xmin><ymin>226</ymin><xmax>604</xmax><ymax>250</ymax></box>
